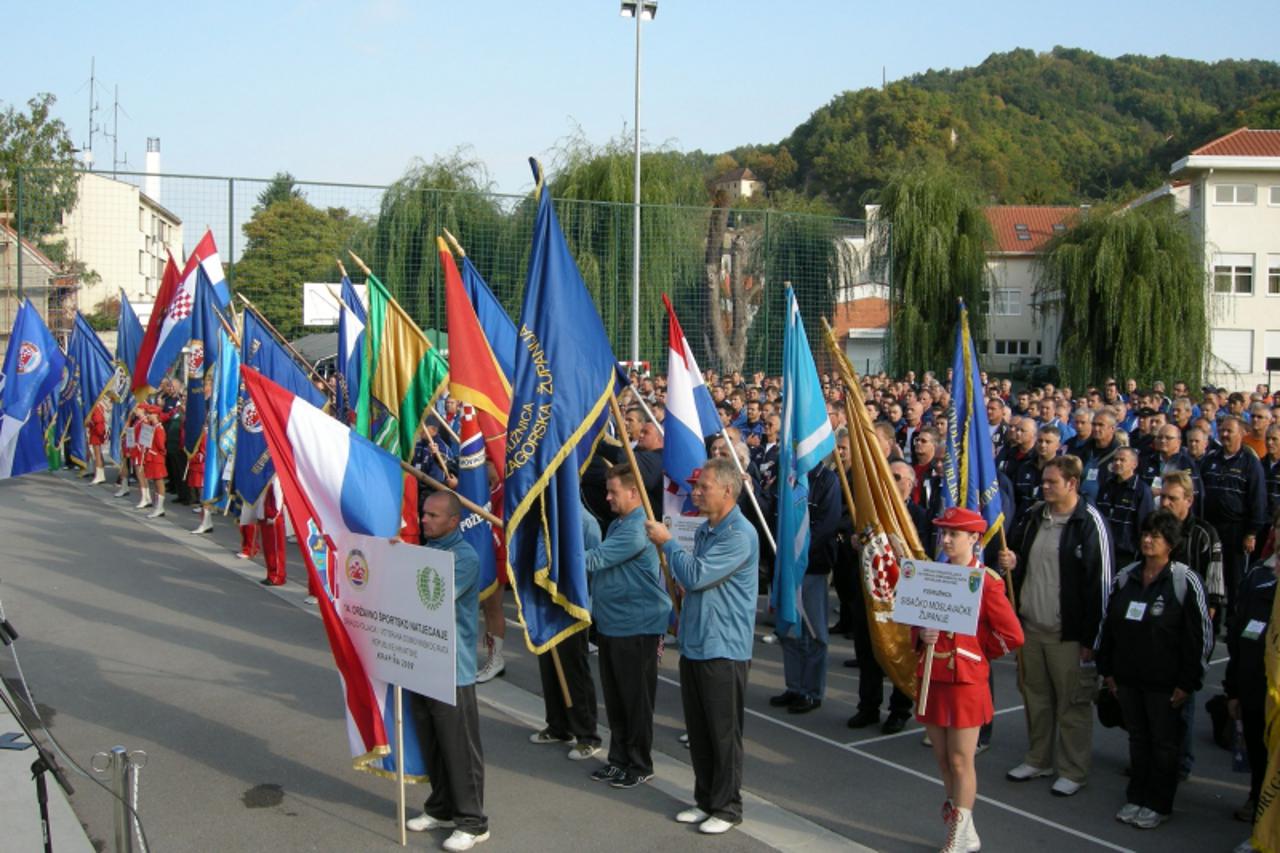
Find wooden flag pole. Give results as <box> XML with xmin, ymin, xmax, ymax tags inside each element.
<box><xmin>398</xmin><ymin>459</ymin><xmax>501</xmax><ymax>528</ymax></box>
<box><xmin>549</xmin><ymin>646</ymin><xmax>573</xmax><ymax>709</ymax></box>
<box><xmin>235</xmin><ymin>293</ymin><xmax>331</xmax><ymax>392</ymax></box>
<box><xmin>347</xmin><ymin>250</ymin><xmax>373</xmax><ymax>278</ymax></box>
<box><xmin>441</xmin><ymin>227</ymin><xmax>465</xmax><ymax>258</ymax></box>
<box><xmin>395</xmin><ymin>685</ymin><xmax>406</xmax><ymax>846</ymax></box>
<box><xmin>428</xmin><ymin>408</ymin><xmax>462</xmax><ymax>446</ymax></box>
<box><xmin>336</xmin><ymin>258</ymin><xmax>349</xmax><ymax>280</ymax></box>
<box><xmin>608</xmin><ymin>392</ymin><xmax>680</xmax><ymax>616</ymax></box>
<box><xmin>917</xmin><ymin>644</ymin><xmax>936</xmax><ymax>716</ymax></box>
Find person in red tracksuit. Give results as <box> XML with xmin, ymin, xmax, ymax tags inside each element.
<box><xmin>88</xmin><ymin>400</ymin><xmax>108</xmax><ymax>484</ymax></box>
<box><xmin>141</xmin><ymin>408</ymin><xmax>168</xmax><ymax>518</ymax></box>
<box><xmin>913</xmin><ymin>507</ymin><xmax>1024</xmax><ymax>853</ymax></box>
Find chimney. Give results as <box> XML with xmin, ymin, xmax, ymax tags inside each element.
<box><xmin>144</xmin><ymin>138</ymin><xmax>161</xmax><ymax>202</ymax></box>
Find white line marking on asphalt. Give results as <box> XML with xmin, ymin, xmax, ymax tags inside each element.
<box><xmin>846</xmin><ymin>704</ymin><xmax>1026</xmax><ymax>747</ymax></box>
<box><xmin>657</xmin><ymin>673</ymin><xmax>1135</xmax><ymax>852</ymax></box>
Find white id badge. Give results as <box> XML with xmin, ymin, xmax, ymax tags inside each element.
<box><xmin>1242</xmin><ymin>619</ymin><xmax>1268</xmax><ymax>641</ymax></box>
<box><xmin>1152</xmin><ymin>476</ymin><xmax>1163</xmax><ymax>492</ymax></box>
<box><xmin>1086</xmin><ymin>469</ymin><xmax>1098</xmax><ymax>482</ymax></box>
<box><xmin>1125</xmin><ymin>601</ymin><xmax>1147</xmax><ymax>621</ymax></box>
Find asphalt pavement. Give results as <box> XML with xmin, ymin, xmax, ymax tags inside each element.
<box><xmin>0</xmin><ymin>470</ymin><xmax>1257</xmax><ymax>852</ymax></box>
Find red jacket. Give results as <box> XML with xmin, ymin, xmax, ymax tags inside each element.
<box><xmin>912</xmin><ymin>560</ymin><xmax>1025</xmax><ymax>686</ymax></box>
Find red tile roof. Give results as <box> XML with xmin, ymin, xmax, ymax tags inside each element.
<box><xmin>984</xmin><ymin>206</ymin><xmax>1078</xmax><ymax>254</ymax></box>
<box><xmin>831</xmin><ymin>296</ymin><xmax>889</xmax><ymax>336</ymax></box>
<box><xmin>1191</xmin><ymin>128</ymin><xmax>1280</xmax><ymax>157</ymax></box>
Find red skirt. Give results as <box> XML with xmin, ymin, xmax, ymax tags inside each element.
<box><xmin>89</xmin><ymin>428</ymin><xmax>107</xmax><ymax>447</ymax></box>
<box><xmin>143</xmin><ymin>456</ymin><xmax>167</xmax><ymax>481</ymax></box>
<box><xmin>915</xmin><ymin>680</ymin><xmax>993</xmax><ymax>729</ymax></box>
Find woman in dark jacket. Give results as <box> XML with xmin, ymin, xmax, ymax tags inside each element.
<box><xmin>1098</xmin><ymin>509</ymin><xmax>1212</xmax><ymax>830</ymax></box>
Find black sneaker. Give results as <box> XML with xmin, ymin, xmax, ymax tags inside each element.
<box><xmin>591</xmin><ymin>765</ymin><xmax>626</xmax><ymax>783</ymax></box>
<box><xmin>769</xmin><ymin>690</ymin><xmax>802</xmax><ymax>708</ymax></box>
<box><xmin>610</xmin><ymin>770</ymin><xmax>651</xmax><ymax>789</ymax></box>
<box><xmin>787</xmin><ymin>696</ymin><xmax>821</xmax><ymax>714</ymax></box>
<box><xmin>846</xmin><ymin>708</ymin><xmax>880</xmax><ymax>729</ymax></box>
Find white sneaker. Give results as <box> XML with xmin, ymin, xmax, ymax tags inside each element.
<box><xmin>442</xmin><ymin>830</ymin><xmax>489</xmax><ymax>851</ymax></box>
<box><xmin>475</xmin><ymin>652</ymin><xmax>505</xmax><ymax>683</ymax></box>
<box><xmin>1115</xmin><ymin>803</ymin><xmax>1142</xmax><ymax>824</ymax></box>
<box><xmin>698</xmin><ymin>816</ymin><xmax>736</xmax><ymax>835</ymax></box>
<box><xmin>304</xmin><ymin>595</ymin><xmax>318</xmax><ymax>605</ymax></box>
<box><xmin>1050</xmin><ymin>776</ymin><xmax>1084</xmax><ymax>797</ymax></box>
<box><xmin>1130</xmin><ymin>807</ymin><xmax>1167</xmax><ymax>829</ymax></box>
<box><xmin>405</xmin><ymin>812</ymin><xmax>454</xmax><ymax>832</ymax></box>
<box><xmin>1006</xmin><ymin>763</ymin><xmax>1053</xmax><ymax>781</ymax></box>
<box><xmin>675</xmin><ymin>807</ymin><xmax>708</xmax><ymax>824</ymax></box>
<box><xmin>567</xmin><ymin>742</ymin><xmax>600</xmax><ymax>761</ymax></box>
<box><xmin>1234</xmin><ymin>839</ymin><xmax>1259</xmax><ymax>853</ymax></box>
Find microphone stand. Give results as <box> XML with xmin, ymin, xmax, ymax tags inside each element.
<box><xmin>0</xmin><ymin>675</ymin><xmax>74</xmax><ymax>853</ymax></box>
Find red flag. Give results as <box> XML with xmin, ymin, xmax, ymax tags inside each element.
<box><xmin>131</xmin><ymin>253</ymin><xmax>182</xmax><ymax>398</ymax></box>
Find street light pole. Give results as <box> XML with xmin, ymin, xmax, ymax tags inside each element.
<box><xmin>621</xmin><ymin>1</ymin><xmax>655</xmax><ymax>367</ymax></box>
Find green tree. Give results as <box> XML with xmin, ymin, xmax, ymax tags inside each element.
<box><xmin>1037</xmin><ymin>202</ymin><xmax>1206</xmax><ymax>389</ymax></box>
<box><xmin>875</xmin><ymin>164</ymin><xmax>991</xmax><ymax>375</ymax></box>
<box><xmin>0</xmin><ymin>93</ymin><xmax>79</xmax><ymax>251</ymax></box>
<box><xmin>254</xmin><ymin>171</ymin><xmax>303</xmax><ymax>213</ymax></box>
<box><xmin>232</xmin><ymin>197</ymin><xmax>370</xmax><ymax>338</ymax></box>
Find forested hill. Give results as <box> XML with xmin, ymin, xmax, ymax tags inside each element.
<box><xmin>731</xmin><ymin>47</ymin><xmax>1280</xmax><ymax>215</ymax></box>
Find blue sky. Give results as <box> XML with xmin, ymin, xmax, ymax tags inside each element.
<box><xmin>7</xmin><ymin>1</ymin><xmax>1279</xmax><ymax>195</ymax></box>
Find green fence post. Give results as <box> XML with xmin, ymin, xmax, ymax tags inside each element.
<box><xmin>227</xmin><ymin>178</ymin><xmax>236</xmax><ymax>290</ymax></box>
<box><xmin>14</xmin><ymin>169</ymin><xmax>23</xmax><ymax>301</ymax></box>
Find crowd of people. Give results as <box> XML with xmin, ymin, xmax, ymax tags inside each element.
<box><xmin>68</xmin><ymin>366</ymin><xmax>1277</xmax><ymax>853</ymax></box>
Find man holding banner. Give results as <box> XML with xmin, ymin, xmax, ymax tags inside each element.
<box><xmin>406</xmin><ymin>491</ymin><xmax>489</xmax><ymax>852</ymax></box>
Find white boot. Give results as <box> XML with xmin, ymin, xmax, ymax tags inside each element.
<box><xmin>148</xmin><ymin>495</ymin><xmax>166</xmax><ymax>518</ymax></box>
<box><xmin>192</xmin><ymin>508</ymin><xmax>214</xmax><ymax>534</ymax></box>
<box><xmin>136</xmin><ymin>487</ymin><xmax>152</xmax><ymax>509</ymax></box>
<box><xmin>114</xmin><ymin>482</ymin><xmax>129</xmax><ymax>498</ymax></box>
<box><xmin>475</xmin><ymin>634</ymin><xmax>506</xmax><ymax>683</ymax></box>
<box><xmin>91</xmin><ymin>466</ymin><xmax>106</xmax><ymax>484</ymax></box>
<box><xmin>940</xmin><ymin>807</ymin><xmax>979</xmax><ymax>853</ymax></box>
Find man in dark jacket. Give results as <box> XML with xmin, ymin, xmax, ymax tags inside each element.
<box><xmin>1139</xmin><ymin>425</ymin><xmax>1202</xmax><ymax>513</ymax></box>
<box><xmin>771</xmin><ymin>463</ymin><xmax>842</xmax><ymax>715</ymax></box>
<box><xmin>1080</xmin><ymin>412</ymin><xmax>1121</xmax><ymax>505</ymax></box>
<box><xmin>1097</xmin><ymin>447</ymin><xmax>1155</xmax><ymax>568</ymax></box>
<box><xmin>1200</xmin><ymin>416</ymin><xmax>1266</xmax><ymax>615</ymax></box>
<box><xmin>999</xmin><ymin>455</ymin><xmax>1114</xmax><ymax>797</ymax></box>
<box><xmin>998</xmin><ymin>417</ymin><xmax>1040</xmax><ymax>527</ymax></box>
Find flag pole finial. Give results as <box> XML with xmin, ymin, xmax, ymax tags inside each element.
<box><xmin>347</xmin><ymin>250</ymin><xmax>372</xmax><ymax>278</ymax></box>
<box><xmin>336</xmin><ymin>258</ymin><xmax>348</xmax><ymax>279</ymax></box>
<box><xmin>442</xmin><ymin>228</ymin><xmax>465</xmax><ymax>258</ymax></box>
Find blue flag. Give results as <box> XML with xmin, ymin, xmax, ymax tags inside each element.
<box><xmin>202</xmin><ymin>327</ymin><xmax>240</xmax><ymax>508</ymax></box>
<box><xmin>460</xmin><ymin>256</ymin><xmax>517</xmax><ymax>381</ymax></box>
<box><xmin>184</xmin><ymin>273</ymin><xmax>223</xmax><ymax>457</ymax></box>
<box><xmin>59</xmin><ymin>314</ymin><xmax>114</xmax><ymax>470</ymax></box>
<box><xmin>771</xmin><ymin>288</ymin><xmax>836</xmax><ymax>639</ymax></box>
<box><xmin>110</xmin><ymin>292</ymin><xmax>144</xmax><ymax>463</ymax></box>
<box><xmin>942</xmin><ymin>299</ymin><xmax>1005</xmax><ymax>546</ymax></box>
<box><xmin>0</xmin><ymin>301</ymin><xmax>67</xmax><ymax>478</ymax></box>
<box><xmin>235</xmin><ymin>309</ymin><xmax>327</xmax><ymax>504</ymax></box>
<box><xmin>504</xmin><ymin>160</ymin><xmax>627</xmax><ymax>653</ymax></box>
<box><xmin>456</xmin><ymin>405</ymin><xmax>500</xmax><ymax>600</ymax></box>
<box><xmin>335</xmin><ymin>275</ymin><xmax>366</xmax><ymax>425</ymax></box>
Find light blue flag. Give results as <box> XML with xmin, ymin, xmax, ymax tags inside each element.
<box><xmin>771</xmin><ymin>288</ymin><xmax>836</xmax><ymax>639</ymax></box>
<box><xmin>202</xmin><ymin>327</ymin><xmax>239</xmax><ymax>508</ymax></box>
<box><xmin>942</xmin><ymin>299</ymin><xmax>1005</xmax><ymax>546</ymax></box>
<box><xmin>0</xmin><ymin>300</ymin><xmax>67</xmax><ymax>478</ymax></box>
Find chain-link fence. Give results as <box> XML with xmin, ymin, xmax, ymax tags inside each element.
<box><xmin>2</xmin><ymin>168</ymin><xmax>890</xmax><ymax>377</ymax></box>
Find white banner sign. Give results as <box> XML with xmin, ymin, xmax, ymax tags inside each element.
<box><xmin>303</xmin><ymin>282</ymin><xmax>367</xmax><ymax>327</ymax></box>
<box><xmin>892</xmin><ymin>559</ymin><xmax>985</xmax><ymax>635</ymax></box>
<box><xmin>663</xmin><ymin>513</ymin><xmax>704</xmax><ymax>554</ymax></box>
<box><xmin>335</xmin><ymin>533</ymin><xmax>457</xmax><ymax>704</ymax></box>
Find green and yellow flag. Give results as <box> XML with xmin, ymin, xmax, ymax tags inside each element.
<box><xmin>354</xmin><ymin>274</ymin><xmax>448</xmax><ymax>461</ymax></box>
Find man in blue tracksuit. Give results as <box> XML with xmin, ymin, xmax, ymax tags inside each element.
<box><xmin>407</xmin><ymin>491</ymin><xmax>489</xmax><ymax>852</ymax></box>
<box><xmin>584</xmin><ymin>464</ymin><xmax>672</xmax><ymax>789</ymax></box>
<box><xmin>646</xmin><ymin>457</ymin><xmax>759</xmax><ymax>836</ymax></box>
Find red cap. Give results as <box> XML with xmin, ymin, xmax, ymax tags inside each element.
<box><xmin>686</xmin><ymin>467</ymin><xmax>704</xmax><ymax>485</ymax></box>
<box><xmin>933</xmin><ymin>506</ymin><xmax>987</xmax><ymax>534</ymax></box>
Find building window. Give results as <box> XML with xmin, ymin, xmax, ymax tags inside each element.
<box><xmin>1270</xmin><ymin>186</ymin><xmax>1280</xmax><ymax>206</ymax></box>
<box><xmin>1214</xmin><ymin>253</ymin><xmax>1254</xmax><ymax>295</ymax></box>
<box><xmin>138</xmin><ymin>250</ymin><xmax>146</xmax><ymax>275</ymax></box>
<box><xmin>1270</xmin><ymin>256</ymin><xmax>1280</xmax><ymax>296</ymax></box>
<box><xmin>1036</xmin><ymin>340</ymin><xmax>1043</xmax><ymax>355</ymax></box>
<box><xmin>1214</xmin><ymin>184</ymin><xmax>1257</xmax><ymax>205</ymax></box>
<box><xmin>1190</xmin><ymin>183</ymin><xmax>1203</xmax><ymax>209</ymax></box>
<box><xmin>138</xmin><ymin>206</ymin><xmax>146</xmax><ymax>231</ymax></box>
<box><xmin>991</xmin><ymin>289</ymin><xmax>1021</xmax><ymax>316</ymax></box>
<box><xmin>1212</xmin><ymin>328</ymin><xmax>1254</xmax><ymax>374</ymax></box>
<box><xmin>993</xmin><ymin>339</ymin><xmax>1030</xmax><ymax>356</ymax></box>
<box><xmin>977</xmin><ymin>339</ymin><xmax>988</xmax><ymax>355</ymax></box>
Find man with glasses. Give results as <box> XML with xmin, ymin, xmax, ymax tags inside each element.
<box><xmin>1140</xmin><ymin>425</ymin><xmax>1202</xmax><ymax>509</ymax></box>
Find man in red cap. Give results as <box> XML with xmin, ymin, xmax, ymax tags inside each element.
<box><xmin>914</xmin><ymin>506</ymin><xmax>1023</xmax><ymax>853</ymax></box>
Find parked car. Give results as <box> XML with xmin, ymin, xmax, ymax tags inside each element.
<box><xmin>1009</xmin><ymin>356</ymin><xmax>1042</xmax><ymax>380</ymax></box>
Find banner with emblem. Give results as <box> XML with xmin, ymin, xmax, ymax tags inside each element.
<box><xmin>184</xmin><ymin>273</ymin><xmax>223</xmax><ymax>457</ymax></box>
<box><xmin>110</xmin><ymin>292</ymin><xmax>144</xmax><ymax>464</ymax></box>
<box><xmin>821</xmin><ymin>318</ymin><xmax>922</xmax><ymax>697</ymax></box>
<box><xmin>0</xmin><ymin>300</ymin><xmax>67</xmax><ymax>479</ymax></box>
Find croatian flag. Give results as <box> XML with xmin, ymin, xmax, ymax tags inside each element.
<box><xmin>240</xmin><ymin>366</ymin><xmax>429</xmax><ymax>781</ymax></box>
<box><xmin>661</xmin><ymin>295</ymin><xmax>721</xmax><ymax>517</ymax></box>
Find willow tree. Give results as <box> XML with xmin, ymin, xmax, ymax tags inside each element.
<box><xmin>549</xmin><ymin>131</ymin><xmax>710</xmax><ymax>368</ymax></box>
<box><xmin>1037</xmin><ymin>203</ymin><xmax>1206</xmax><ymax>389</ymax></box>
<box><xmin>874</xmin><ymin>164</ymin><xmax>991</xmax><ymax>375</ymax></box>
<box><xmin>369</xmin><ymin>151</ymin><xmax>509</xmax><ymax>331</ymax></box>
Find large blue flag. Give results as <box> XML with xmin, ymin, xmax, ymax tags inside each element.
<box><xmin>504</xmin><ymin>160</ymin><xmax>627</xmax><ymax>653</ymax></box>
<box><xmin>0</xmin><ymin>300</ymin><xmax>67</xmax><ymax>478</ymax></box>
<box><xmin>184</xmin><ymin>273</ymin><xmax>223</xmax><ymax>457</ymax></box>
<box><xmin>202</xmin><ymin>327</ymin><xmax>240</xmax><ymax>508</ymax></box>
<box><xmin>460</xmin><ymin>255</ymin><xmax>516</xmax><ymax>381</ymax></box>
<box><xmin>235</xmin><ymin>308</ymin><xmax>327</xmax><ymax>504</ymax></box>
<box><xmin>65</xmin><ymin>313</ymin><xmax>116</xmax><ymax>469</ymax></box>
<box><xmin>110</xmin><ymin>292</ymin><xmax>144</xmax><ymax>463</ymax></box>
<box><xmin>771</xmin><ymin>288</ymin><xmax>836</xmax><ymax>639</ymax></box>
<box><xmin>942</xmin><ymin>299</ymin><xmax>1005</xmax><ymax>546</ymax></box>
<box><xmin>335</xmin><ymin>275</ymin><xmax>366</xmax><ymax>425</ymax></box>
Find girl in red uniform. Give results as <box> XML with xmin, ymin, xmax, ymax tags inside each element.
<box><xmin>915</xmin><ymin>507</ymin><xmax>1024</xmax><ymax>853</ymax></box>
<box><xmin>87</xmin><ymin>400</ymin><xmax>108</xmax><ymax>484</ymax></box>
<box><xmin>141</xmin><ymin>408</ymin><xmax>168</xmax><ymax>518</ymax></box>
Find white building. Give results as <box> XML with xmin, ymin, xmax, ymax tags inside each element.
<box><xmin>0</xmin><ymin>223</ymin><xmax>78</xmax><ymax>361</ymax></box>
<box><xmin>58</xmin><ymin>171</ymin><xmax>183</xmax><ymax>317</ymax></box>
<box><xmin>981</xmin><ymin>206</ymin><xmax>1077</xmax><ymax>373</ymax></box>
<box><xmin>713</xmin><ymin>167</ymin><xmax>765</xmax><ymax>202</ymax></box>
